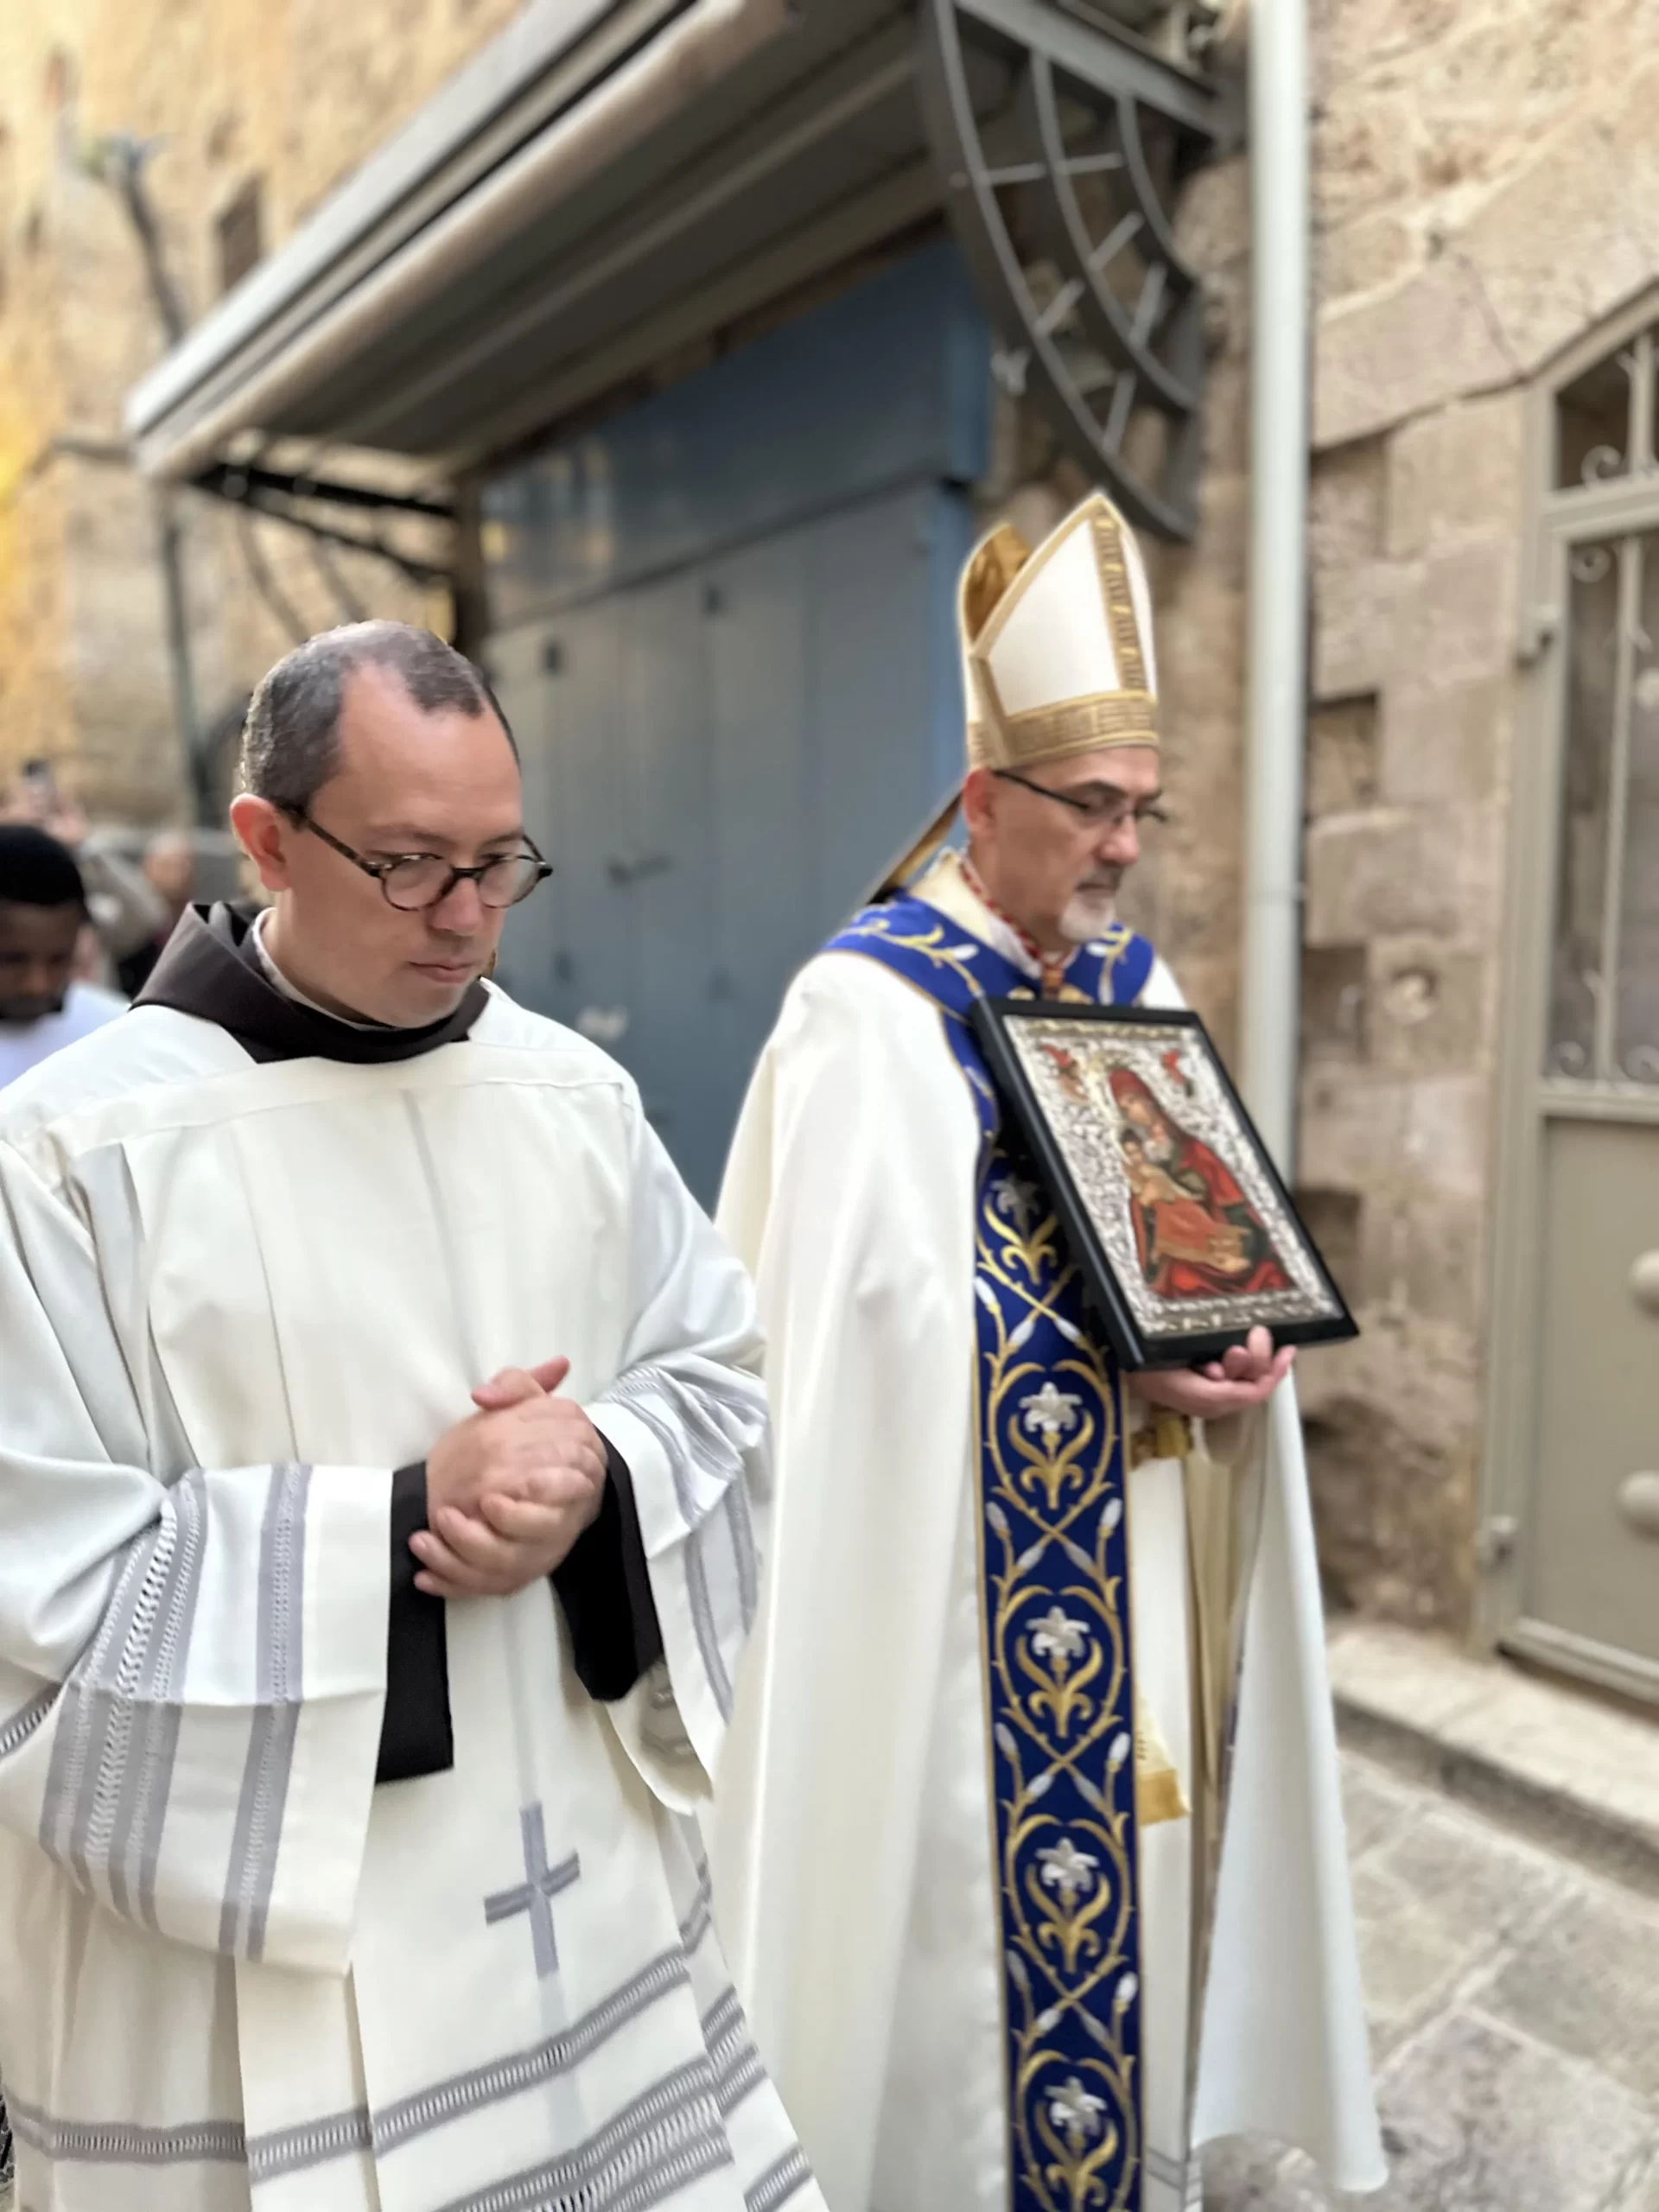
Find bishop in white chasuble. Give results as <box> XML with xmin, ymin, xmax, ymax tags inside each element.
<box><xmin>0</xmin><ymin>622</ymin><xmax>822</xmax><ymax>2212</ymax></box>
<box><xmin>709</xmin><ymin>499</ymin><xmax>1383</xmax><ymax>2212</ymax></box>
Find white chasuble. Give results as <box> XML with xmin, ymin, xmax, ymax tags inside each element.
<box><xmin>0</xmin><ymin>984</ymin><xmax>822</xmax><ymax>2212</ymax></box>
<box><xmin>709</xmin><ymin>855</ymin><xmax>1383</xmax><ymax>2212</ymax></box>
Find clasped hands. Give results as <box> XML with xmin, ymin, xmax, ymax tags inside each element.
<box><xmin>1127</xmin><ymin>1324</ymin><xmax>1294</xmax><ymax>1421</ymax></box>
<box><xmin>412</xmin><ymin>1357</ymin><xmax>607</xmax><ymax>1600</ymax></box>
<box><xmin>409</xmin><ymin>1325</ymin><xmax>1291</xmax><ymax>1597</ymax></box>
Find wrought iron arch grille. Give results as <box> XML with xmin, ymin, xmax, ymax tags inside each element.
<box><xmin>919</xmin><ymin>0</ymin><xmax>1230</xmax><ymax>542</ymax></box>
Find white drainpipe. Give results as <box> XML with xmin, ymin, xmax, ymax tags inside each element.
<box><xmin>1240</xmin><ymin>0</ymin><xmax>1311</xmax><ymax>1176</ymax></box>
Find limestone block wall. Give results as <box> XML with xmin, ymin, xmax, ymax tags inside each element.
<box><xmin>0</xmin><ymin>0</ymin><xmax>517</xmax><ymax>812</ymax></box>
<box><xmin>1004</xmin><ymin>0</ymin><xmax>1659</xmax><ymax>1635</ymax></box>
<box><xmin>1294</xmin><ymin>0</ymin><xmax>1659</xmax><ymax>1628</ymax></box>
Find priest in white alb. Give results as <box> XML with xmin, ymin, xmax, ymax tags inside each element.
<box><xmin>0</xmin><ymin>621</ymin><xmax>821</xmax><ymax>2212</ymax></box>
<box><xmin>711</xmin><ymin>495</ymin><xmax>1384</xmax><ymax>2212</ymax></box>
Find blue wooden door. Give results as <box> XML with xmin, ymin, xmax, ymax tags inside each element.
<box><xmin>492</xmin><ymin>479</ymin><xmax>976</xmax><ymax>1202</ymax></box>
<box><xmin>486</xmin><ymin>244</ymin><xmax>989</xmax><ymax>1202</ymax></box>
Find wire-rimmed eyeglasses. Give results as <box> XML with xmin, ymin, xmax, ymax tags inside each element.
<box><xmin>992</xmin><ymin>767</ymin><xmax>1169</xmax><ymax>831</ymax></box>
<box><xmin>289</xmin><ymin>809</ymin><xmax>552</xmax><ymax>912</ymax></box>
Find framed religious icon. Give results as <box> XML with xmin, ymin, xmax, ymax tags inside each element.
<box><xmin>969</xmin><ymin>997</ymin><xmax>1359</xmax><ymax>1370</ymax></box>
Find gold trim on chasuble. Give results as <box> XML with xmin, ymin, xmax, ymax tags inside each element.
<box><xmin>974</xmin><ymin>1141</ymin><xmax>1147</xmax><ymax>2212</ymax></box>
<box><xmin>824</xmin><ymin>897</ymin><xmax>1160</xmax><ymax>2212</ymax></box>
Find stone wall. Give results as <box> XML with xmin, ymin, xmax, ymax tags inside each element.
<box><xmin>1295</xmin><ymin>0</ymin><xmax>1659</xmax><ymax>1627</ymax></box>
<box><xmin>0</xmin><ymin>0</ymin><xmax>518</xmax><ymax>812</ymax></box>
<box><xmin>1001</xmin><ymin>0</ymin><xmax>1659</xmax><ymax>1634</ymax></box>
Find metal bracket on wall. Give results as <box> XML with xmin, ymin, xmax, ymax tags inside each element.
<box><xmin>918</xmin><ymin>0</ymin><xmax>1236</xmax><ymax>541</ymax></box>
<box><xmin>188</xmin><ymin>460</ymin><xmax>454</xmax><ymax>591</ymax></box>
<box><xmin>1516</xmin><ymin>603</ymin><xmax>1560</xmax><ymax>665</ymax></box>
<box><xmin>1475</xmin><ymin>1514</ymin><xmax>1520</xmax><ymax>1571</ymax></box>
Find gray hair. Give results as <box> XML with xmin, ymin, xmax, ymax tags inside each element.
<box><xmin>239</xmin><ymin>620</ymin><xmax>512</xmax><ymax>811</ymax></box>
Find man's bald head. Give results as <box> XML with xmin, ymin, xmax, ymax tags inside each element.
<box><xmin>239</xmin><ymin>621</ymin><xmax>512</xmax><ymax>814</ymax></box>
<box><xmin>230</xmin><ymin>625</ymin><xmax>529</xmax><ymax>1029</ymax></box>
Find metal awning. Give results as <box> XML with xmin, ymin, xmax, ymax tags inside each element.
<box><xmin>128</xmin><ymin>0</ymin><xmax>936</xmax><ymax>479</ymax></box>
<box><xmin>127</xmin><ymin>0</ymin><xmax>1234</xmax><ymax>537</ymax></box>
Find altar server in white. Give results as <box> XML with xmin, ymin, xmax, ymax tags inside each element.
<box><xmin>712</xmin><ymin>496</ymin><xmax>1383</xmax><ymax>2212</ymax></box>
<box><xmin>0</xmin><ymin>621</ymin><xmax>821</xmax><ymax>2212</ymax></box>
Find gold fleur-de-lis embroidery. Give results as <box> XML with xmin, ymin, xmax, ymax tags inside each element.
<box><xmin>1037</xmin><ymin>2071</ymin><xmax>1119</xmax><ymax>2210</ymax></box>
<box><xmin>1025</xmin><ymin>1821</ymin><xmax>1113</xmax><ymax>1976</ymax></box>
<box><xmin>990</xmin><ymin>1174</ymin><xmax>1060</xmax><ymax>1279</ymax></box>
<box><xmin>972</xmin><ymin>1109</ymin><xmax>1141</xmax><ymax>2210</ymax></box>
<box><xmin>1020</xmin><ymin>1602</ymin><xmax>1103</xmax><ymax>1741</ymax></box>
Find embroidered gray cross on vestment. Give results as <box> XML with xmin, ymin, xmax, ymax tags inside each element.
<box><xmin>483</xmin><ymin>1803</ymin><xmax>581</xmax><ymax>1978</ymax></box>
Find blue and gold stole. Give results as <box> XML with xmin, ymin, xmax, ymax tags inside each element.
<box><xmin>827</xmin><ymin>893</ymin><xmax>1159</xmax><ymax>2212</ymax></box>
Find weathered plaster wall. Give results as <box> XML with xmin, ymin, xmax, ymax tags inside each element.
<box><xmin>0</xmin><ymin>0</ymin><xmax>517</xmax><ymax>810</ymax></box>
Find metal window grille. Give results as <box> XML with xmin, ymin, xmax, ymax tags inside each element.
<box><xmin>1547</xmin><ymin>329</ymin><xmax>1659</xmax><ymax>1088</ymax></box>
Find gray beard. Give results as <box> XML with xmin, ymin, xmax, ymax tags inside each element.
<box><xmin>1059</xmin><ymin>887</ymin><xmax>1119</xmax><ymax>944</ymax></box>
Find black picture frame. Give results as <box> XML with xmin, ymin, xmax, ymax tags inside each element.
<box><xmin>969</xmin><ymin>996</ymin><xmax>1359</xmax><ymax>1371</ymax></box>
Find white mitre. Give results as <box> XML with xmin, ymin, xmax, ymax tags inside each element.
<box><xmin>962</xmin><ymin>488</ymin><xmax>1160</xmax><ymax>771</ymax></box>
<box><xmin>875</xmin><ymin>491</ymin><xmax>1161</xmax><ymax>896</ymax></box>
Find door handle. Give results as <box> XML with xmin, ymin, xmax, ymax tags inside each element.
<box><xmin>1630</xmin><ymin>1249</ymin><xmax>1659</xmax><ymax>1316</ymax></box>
<box><xmin>606</xmin><ymin>852</ymin><xmax>672</xmax><ymax>887</ymax></box>
<box><xmin>575</xmin><ymin>1006</ymin><xmax>629</xmax><ymax>1045</ymax></box>
<box><xmin>1618</xmin><ymin>1472</ymin><xmax>1659</xmax><ymax>1540</ymax></box>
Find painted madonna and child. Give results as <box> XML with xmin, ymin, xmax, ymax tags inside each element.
<box><xmin>985</xmin><ymin>999</ymin><xmax>1354</xmax><ymax>1378</ymax></box>
<box><xmin>1042</xmin><ymin>1048</ymin><xmax>1292</xmax><ymax>1300</ymax></box>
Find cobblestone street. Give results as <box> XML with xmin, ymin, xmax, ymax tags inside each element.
<box><xmin>1205</xmin><ymin>1747</ymin><xmax>1659</xmax><ymax>2212</ymax></box>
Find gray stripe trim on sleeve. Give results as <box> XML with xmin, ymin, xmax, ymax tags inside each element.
<box><xmin>746</xmin><ymin>2146</ymin><xmax>815</xmax><ymax>2212</ymax></box>
<box><xmin>599</xmin><ymin>1365</ymin><xmax>760</xmax><ymax>1719</ymax></box>
<box><xmin>677</xmin><ymin>1864</ymin><xmax>714</xmax><ymax>1955</ymax></box>
<box><xmin>38</xmin><ymin>1521</ymin><xmax>154</xmax><ymax>1871</ymax></box>
<box><xmin>220</xmin><ymin>1462</ymin><xmax>310</xmax><ymax>1960</ymax></box>
<box><xmin>716</xmin><ymin>2045</ymin><xmax>766</xmax><ymax>2119</ymax></box>
<box><xmin>7</xmin><ymin>2096</ymin><xmax>245</xmax><ymax>2167</ymax></box>
<box><xmin>123</xmin><ymin>1468</ymin><xmax>209</xmax><ymax>1929</ymax></box>
<box><xmin>41</xmin><ymin>1466</ymin><xmax>210</xmax><ymax>1925</ymax></box>
<box><xmin>698</xmin><ymin>1990</ymin><xmax>743</xmax><ymax>2050</ymax></box>
<box><xmin>684</xmin><ymin>1541</ymin><xmax>734</xmax><ymax>1725</ymax></box>
<box><xmin>700</xmin><ymin>1988</ymin><xmax>764</xmax><ymax>2120</ymax></box>
<box><xmin>601</xmin><ymin>1363</ymin><xmax>765</xmax><ymax>1529</ymax></box>
<box><xmin>725</xmin><ymin>1480</ymin><xmax>759</xmax><ymax>1630</ymax></box>
<box><xmin>603</xmin><ymin>1377</ymin><xmax>701</xmax><ymax>1532</ymax></box>
<box><xmin>0</xmin><ymin>1687</ymin><xmax>55</xmax><ymax>1762</ymax></box>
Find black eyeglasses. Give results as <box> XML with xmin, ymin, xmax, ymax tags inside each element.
<box><xmin>992</xmin><ymin>767</ymin><xmax>1168</xmax><ymax>831</ymax></box>
<box><xmin>289</xmin><ymin>810</ymin><xmax>552</xmax><ymax>912</ymax></box>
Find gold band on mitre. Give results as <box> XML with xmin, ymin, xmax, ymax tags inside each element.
<box><xmin>866</xmin><ymin>493</ymin><xmax>1161</xmax><ymax>903</ymax></box>
<box><xmin>961</xmin><ymin>493</ymin><xmax>1160</xmax><ymax>773</ymax></box>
